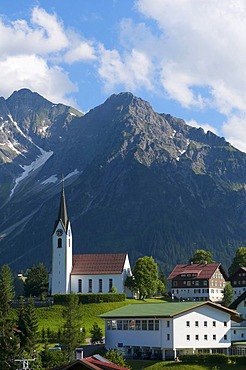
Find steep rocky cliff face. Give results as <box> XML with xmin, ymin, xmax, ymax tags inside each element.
<box><xmin>0</xmin><ymin>89</ymin><xmax>246</xmax><ymax>272</ymax></box>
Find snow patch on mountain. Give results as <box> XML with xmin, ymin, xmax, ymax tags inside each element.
<box><xmin>64</xmin><ymin>169</ymin><xmax>80</xmax><ymax>180</ymax></box>
<box><xmin>10</xmin><ymin>147</ymin><xmax>53</xmax><ymax>197</ymax></box>
<box><xmin>41</xmin><ymin>175</ymin><xmax>58</xmax><ymax>185</ymax></box>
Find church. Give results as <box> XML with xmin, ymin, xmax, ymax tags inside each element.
<box><xmin>49</xmin><ymin>182</ymin><xmax>132</xmax><ymax>296</ymax></box>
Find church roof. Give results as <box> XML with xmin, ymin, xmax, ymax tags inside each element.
<box><xmin>53</xmin><ymin>181</ymin><xmax>69</xmax><ymax>232</ymax></box>
<box><xmin>71</xmin><ymin>253</ymin><xmax>127</xmax><ymax>275</ymax></box>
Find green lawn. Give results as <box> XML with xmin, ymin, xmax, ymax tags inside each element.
<box><xmin>36</xmin><ymin>298</ymin><xmax>165</xmax><ymax>337</ymax></box>
<box><xmin>128</xmin><ymin>361</ymin><xmax>246</xmax><ymax>370</ymax></box>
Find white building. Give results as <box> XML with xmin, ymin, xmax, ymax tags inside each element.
<box><xmin>229</xmin><ymin>291</ymin><xmax>246</xmax><ymax>355</ymax></box>
<box><xmin>49</xmin><ymin>182</ymin><xmax>132</xmax><ymax>296</ymax></box>
<box><xmin>101</xmin><ymin>301</ymin><xmax>242</xmax><ymax>360</ymax></box>
<box><xmin>168</xmin><ymin>263</ymin><xmax>227</xmax><ymax>302</ymax></box>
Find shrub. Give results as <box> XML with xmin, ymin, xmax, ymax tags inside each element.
<box><xmin>53</xmin><ymin>293</ymin><xmax>125</xmax><ymax>305</ymax></box>
<box><xmin>179</xmin><ymin>354</ymin><xmax>229</xmax><ymax>365</ymax></box>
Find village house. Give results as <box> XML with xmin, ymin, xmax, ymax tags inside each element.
<box><xmin>100</xmin><ymin>301</ymin><xmax>242</xmax><ymax>360</ymax></box>
<box><xmin>168</xmin><ymin>263</ymin><xmax>227</xmax><ymax>302</ymax></box>
<box><xmin>49</xmin><ymin>183</ymin><xmax>132</xmax><ymax>296</ymax></box>
<box><xmin>229</xmin><ymin>267</ymin><xmax>246</xmax><ymax>300</ymax></box>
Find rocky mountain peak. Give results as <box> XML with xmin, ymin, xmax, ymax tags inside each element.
<box><xmin>1</xmin><ymin>89</ymin><xmax>246</xmax><ymax>273</ymax></box>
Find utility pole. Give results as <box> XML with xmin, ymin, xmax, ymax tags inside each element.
<box><xmin>15</xmin><ymin>358</ymin><xmax>36</xmax><ymax>370</ymax></box>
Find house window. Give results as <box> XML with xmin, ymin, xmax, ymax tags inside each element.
<box><xmin>167</xmin><ymin>320</ymin><xmax>170</xmax><ymax>327</ymax></box>
<box><xmin>195</xmin><ymin>281</ymin><xmax>199</xmax><ymax>286</ymax></box>
<box><xmin>135</xmin><ymin>320</ymin><xmax>141</xmax><ymax>330</ymax></box>
<box><xmin>213</xmin><ymin>334</ymin><xmax>216</xmax><ymax>340</ymax></box>
<box><xmin>123</xmin><ymin>320</ymin><xmax>128</xmax><ymax>330</ymax></box>
<box><xmin>99</xmin><ymin>279</ymin><xmax>102</xmax><ymax>293</ymax></box>
<box><xmin>224</xmin><ymin>335</ymin><xmax>227</xmax><ymax>340</ymax></box>
<box><xmin>155</xmin><ymin>320</ymin><xmax>159</xmax><ymax>331</ymax></box>
<box><xmin>88</xmin><ymin>279</ymin><xmax>92</xmax><ymax>293</ymax></box>
<box><xmin>224</xmin><ymin>322</ymin><xmax>227</xmax><ymax>327</ymax></box>
<box><xmin>167</xmin><ymin>334</ymin><xmax>170</xmax><ymax>340</ymax></box>
<box><xmin>212</xmin><ymin>321</ymin><xmax>216</xmax><ymax>327</ymax></box>
<box><xmin>142</xmin><ymin>320</ymin><xmax>147</xmax><ymax>330</ymax></box>
<box><xmin>129</xmin><ymin>320</ymin><xmax>135</xmax><ymax>330</ymax></box>
<box><xmin>187</xmin><ymin>281</ymin><xmax>191</xmax><ymax>286</ymax></box>
<box><xmin>204</xmin><ymin>334</ymin><xmax>208</xmax><ymax>340</ymax></box>
<box><xmin>186</xmin><ymin>335</ymin><xmax>190</xmax><ymax>341</ymax></box>
<box><xmin>111</xmin><ymin>320</ymin><xmax>117</xmax><ymax>330</ymax></box>
<box><xmin>204</xmin><ymin>321</ymin><xmax>207</xmax><ymax>327</ymax></box>
<box><xmin>234</xmin><ymin>330</ymin><xmax>236</xmax><ymax>334</ymax></box>
<box><xmin>173</xmin><ymin>281</ymin><xmax>177</xmax><ymax>286</ymax></box>
<box><xmin>78</xmin><ymin>279</ymin><xmax>82</xmax><ymax>293</ymax></box>
<box><xmin>57</xmin><ymin>238</ymin><xmax>62</xmax><ymax>248</ymax></box>
<box><xmin>117</xmin><ymin>320</ymin><xmax>122</xmax><ymax>330</ymax></box>
<box><xmin>203</xmin><ymin>280</ymin><xmax>208</xmax><ymax>286</ymax></box>
<box><xmin>186</xmin><ymin>321</ymin><xmax>190</xmax><ymax>327</ymax></box>
<box><xmin>109</xmin><ymin>278</ymin><xmax>113</xmax><ymax>292</ymax></box>
<box><xmin>195</xmin><ymin>334</ymin><xmax>199</xmax><ymax>340</ymax></box>
<box><xmin>195</xmin><ymin>321</ymin><xmax>199</xmax><ymax>327</ymax></box>
<box><xmin>107</xmin><ymin>320</ymin><xmax>111</xmax><ymax>330</ymax></box>
<box><xmin>148</xmin><ymin>320</ymin><xmax>154</xmax><ymax>331</ymax></box>
<box><xmin>241</xmin><ymin>333</ymin><xmax>244</xmax><ymax>338</ymax></box>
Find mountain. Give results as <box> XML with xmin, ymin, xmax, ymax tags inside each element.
<box><xmin>0</xmin><ymin>88</ymin><xmax>246</xmax><ymax>273</ymax></box>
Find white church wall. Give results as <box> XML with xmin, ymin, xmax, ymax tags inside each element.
<box><xmin>70</xmin><ymin>273</ymin><xmax>124</xmax><ymax>294</ymax></box>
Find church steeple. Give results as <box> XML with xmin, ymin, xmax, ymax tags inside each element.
<box><xmin>54</xmin><ymin>179</ymin><xmax>69</xmax><ymax>232</ymax></box>
<box><xmin>51</xmin><ymin>178</ymin><xmax>73</xmax><ymax>295</ymax></box>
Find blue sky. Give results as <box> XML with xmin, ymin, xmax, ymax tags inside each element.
<box><xmin>1</xmin><ymin>0</ymin><xmax>246</xmax><ymax>151</ymax></box>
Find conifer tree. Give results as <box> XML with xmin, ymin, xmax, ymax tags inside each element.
<box><xmin>0</xmin><ymin>265</ymin><xmax>18</xmax><ymax>369</ymax></box>
<box><xmin>90</xmin><ymin>322</ymin><xmax>103</xmax><ymax>344</ymax></box>
<box><xmin>18</xmin><ymin>298</ymin><xmax>39</xmax><ymax>355</ymax></box>
<box><xmin>61</xmin><ymin>293</ymin><xmax>84</xmax><ymax>361</ymax></box>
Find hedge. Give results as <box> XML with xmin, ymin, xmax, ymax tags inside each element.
<box><xmin>230</xmin><ymin>355</ymin><xmax>246</xmax><ymax>365</ymax></box>
<box><xmin>53</xmin><ymin>293</ymin><xmax>126</xmax><ymax>305</ymax></box>
<box><xmin>179</xmin><ymin>354</ymin><xmax>229</xmax><ymax>365</ymax></box>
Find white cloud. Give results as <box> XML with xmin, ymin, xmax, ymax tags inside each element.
<box><xmin>98</xmin><ymin>45</ymin><xmax>153</xmax><ymax>92</ymax></box>
<box><xmin>134</xmin><ymin>0</ymin><xmax>246</xmax><ymax>116</ymax></box>
<box><xmin>222</xmin><ymin>114</ymin><xmax>246</xmax><ymax>152</ymax></box>
<box><xmin>0</xmin><ymin>6</ymin><xmax>96</xmax><ymax>106</ymax></box>
<box><xmin>64</xmin><ymin>41</ymin><xmax>96</xmax><ymax>63</ymax></box>
<box><xmin>187</xmin><ymin>119</ymin><xmax>219</xmax><ymax>136</ymax></box>
<box><xmin>0</xmin><ymin>55</ymin><xmax>77</xmax><ymax>106</ymax></box>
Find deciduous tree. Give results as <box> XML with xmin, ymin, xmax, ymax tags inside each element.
<box><xmin>189</xmin><ymin>249</ymin><xmax>214</xmax><ymax>264</ymax></box>
<box><xmin>105</xmin><ymin>348</ymin><xmax>130</xmax><ymax>369</ymax></box>
<box><xmin>125</xmin><ymin>256</ymin><xmax>163</xmax><ymax>300</ymax></box>
<box><xmin>229</xmin><ymin>247</ymin><xmax>246</xmax><ymax>276</ymax></box>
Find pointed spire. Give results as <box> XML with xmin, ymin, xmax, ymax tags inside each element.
<box><xmin>58</xmin><ymin>177</ymin><xmax>68</xmax><ymax>229</ymax></box>
<box><xmin>53</xmin><ymin>177</ymin><xmax>69</xmax><ymax>232</ymax></box>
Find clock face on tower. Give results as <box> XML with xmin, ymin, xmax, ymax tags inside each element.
<box><xmin>56</xmin><ymin>229</ymin><xmax>63</xmax><ymax>237</ymax></box>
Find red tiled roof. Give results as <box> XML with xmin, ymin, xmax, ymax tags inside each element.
<box><xmin>85</xmin><ymin>357</ymin><xmax>129</xmax><ymax>370</ymax></box>
<box><xmin>168</xmin><ymin>263</ymin><xmax>224</xmax><ymax>280</ymax></box>
<box><xmin>71</xmin><ymin>253</ymin><xmax>127</xmax><ymax>275</ymax></box>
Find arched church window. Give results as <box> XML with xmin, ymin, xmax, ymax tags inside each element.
<box><xmin>88</xmin><ymin>279</ymin><xmax>92</xmax><ymax>293</ymax></box>
<box><xmin>99</xmin><ymin>279</ymin><xmax>102</xmax><ymax>293</ymax></box>
<box><xmin>109</xmin><ymin>278</ymin><xmax>113</xmax><ymax>292</ymax></box>
<box><xmin>58</xmin><ymin>238</ymin><xmax>62</xmax><ymax>248</ymax></box>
